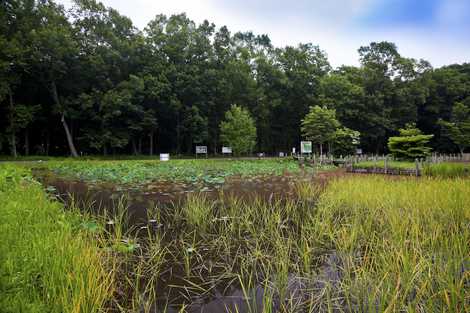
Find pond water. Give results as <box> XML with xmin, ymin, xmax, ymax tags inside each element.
<box><xmin>34</xmin><ymin>169</ymin><xmax>349</xmax><ymax>313</ymax></box>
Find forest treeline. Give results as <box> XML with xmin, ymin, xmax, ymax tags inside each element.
<box><xmin>1</xmin><ymin>0</ymin><xmax>469</xmax><ymax>156</ymax></box>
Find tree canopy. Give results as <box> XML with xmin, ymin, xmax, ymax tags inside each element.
<box><xmin>439</xmin><ymin>101</ymin><xmax>470</xmax><ymax>155</ymax></box>
<box><xmin>1</xmin><ymin>0</ymin><xmax>470</xmax><ymax>156</ymax></box>
<box><xmin>301</xmin><ymin>105</ymin><xmax>340</xmax><ymax>156</ymax></box>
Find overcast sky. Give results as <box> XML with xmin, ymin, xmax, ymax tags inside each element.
<box><xmin>57</xmin><ymin>0</ymin><xmax>470</xmax><ymax>68</ymax></box>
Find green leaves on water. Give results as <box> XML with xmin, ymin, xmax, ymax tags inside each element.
<box><xmin>48</xmin><ymin>159</ymin><xmax>301</xmax><ymax>186</ymax></box>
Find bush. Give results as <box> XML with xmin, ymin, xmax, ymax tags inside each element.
<box><xmin>388</xmin><ymin>124</ymin><xmax>433</xmax><ymax>159</ymax></box>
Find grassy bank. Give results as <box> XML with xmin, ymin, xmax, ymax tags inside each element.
<box><xmin>354</xmin><ymin>160</ymin><xmax>470</xmax><ymax>178</ymax></box>
<box><xmin>354</xmin><ymin>160</ymin><xmax>415</xmax><ymax>170</ymax></box>
<box><xmin>423</xmin><ymin>162</ymin><xmax>470</xmax><ymax>178</ymax></box>
<box><xmin>0</xmin><ymin>165</ymin><xmax>114</xmax><ymax>313</ymax></box>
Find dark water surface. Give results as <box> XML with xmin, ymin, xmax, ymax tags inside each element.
<box><xmin>33</xmin><ymin>169</ymin><xmax>349</xmax><ymax>313</ymax></box>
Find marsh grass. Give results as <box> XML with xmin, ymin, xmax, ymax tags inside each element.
<box><xmin>423</xmin><ymin>162</ymin><xmax>469</xmax><ymax>178</ymax></box>
<box><xmin>354</xmin><ymin>160</ymin><xmax>416</xmax><ymax>170</ymax></box>
<box><xmin>315</xmin><ymin>176</ymin><xmax>470</xmax><ymax>312</ymax></box>
<box><xmin>3</xmin><ymin>161</ymin><xmax>468</xmax><ymax>313</ymax></box>
<box><xmin>0</xmin><ymin>165</ymin><xmax>115</xmax><ymax>313</ymax></box>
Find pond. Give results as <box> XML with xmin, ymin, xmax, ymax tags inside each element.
<box><xmin>34</xmin><ymin>167</ymin><xmax>349</xmax><ymax>313</ymax></box>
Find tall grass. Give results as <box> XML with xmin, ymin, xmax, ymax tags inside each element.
<box><xmin>5</xmin><ymin>160</ymin><xmax>467</xmax><ymax>312</ymax></box>
<box><xmin>423</xmin><ymin>162</ymin><xmax>469</xmax><ymax>178</ymax></box>
<box><xmin>354</xmin><ymin>160</ymin><xmax>416</xmax><ymax>170</ymax></box>
<box><xmin>313</xmin><ymin>176</ymin><xmax>470</xmax><ymax>312</ymax></box>
<box><xmin>0</xmin><ymin>165</ymin><xmax>115</xmax><ymax>313</ymax></box>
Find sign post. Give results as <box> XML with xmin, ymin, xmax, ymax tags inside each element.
<box><xmin>300</xmin><ymin>141</ymin><xmax>312</xmax><ymax>157</ymax></box>
<box><xmin>222</xmin><ymin>146</ymin><xmax>232</xmax><ymax>157</ymax></box>
<box><xmin>195</xmin><ymin>146</ymin><xmax>208</xmax><ymax>158</ymax></box>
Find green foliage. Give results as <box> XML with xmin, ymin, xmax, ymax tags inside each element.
<box><xmin>333</xmin><ymin>127</ymin><xmax>360</xmax><ymax>156</ymax></box>
<box><xmin>47</xmin><ymin>159</ymin><xmax>301</xmax><ymax>185</ymax></box>
<box><xmin>219</xmin><ymin>105</ymin><xmax>257</xmax><ymax>155</ymax></box>
<box><xmin>0</xmin><ymin>0</ymin><xmax>469</xmax><ymax>157</ymax></box>
<box><xmin>301</xmin><ymin>105</ymin><xmax>340</xmax><ymax>154</ymax></box>
<box><xmin>439</xmin><ymin>101</ymin><xmax>470</xmax><ymax>154</ymax></box>
<box><xmin>388</xmin><ymin>123</ymin><xmax>434</xmax><ymax>159</ymax></box>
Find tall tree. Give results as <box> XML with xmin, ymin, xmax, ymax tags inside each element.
<box><xmin>301</xmin><ymin>105</ymin><xmax>340</xmax><ymax>156</ymax></box>
<box><xmin>219</xmin><ymin>105</ymin><xmax>257</xmax><ymax>156</ymax></box>
<box><xmin>439</xmin><ymin>101</ymin><xmax>470</xmax><ymax>155</ymax></box>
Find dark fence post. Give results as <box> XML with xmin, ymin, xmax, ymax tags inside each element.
<box><xmin>384</xmin><ymin>156</ymin><xmax>388</xmax><ymax>174</ymax></box>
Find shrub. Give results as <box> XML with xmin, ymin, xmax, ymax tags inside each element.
<box><xmin>388</xmin><ymin>123</ymin><xmax>433</xmax><ymax>159</ymax></box>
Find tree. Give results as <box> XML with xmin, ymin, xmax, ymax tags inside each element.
<box><xmin>219</xmin><ymin>105</ymin><xmax>256</xmax><ymax>155</ymax></box>
<box><xmin>387</xmin><ymin>123</ymin><xmax>433</xmax><ymax>159</ymax></box>
<box><xmin>439</xmin><ymin>101</ymin><xmax>470</xmax><ymax>155</ymax></box>
<box><xmin>0</xmin><ymin>1</ymin><xmax>470</xmax><ymax>156</ymax></box>
<box><xmin>301</xmin><ymin>105</ymin><xmax>340</xmax><ymax>156</ymax></box>
<box><xmin>333</xmin><ymin>127</ymin><xmax>360</xmax><ymax>156</ymax></box>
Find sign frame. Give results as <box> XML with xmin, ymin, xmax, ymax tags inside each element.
<box><xmin>160</xmin><ymin>153</ymin><xmax>170</xmax><ymax>162</ymax></box>
<box><xmin>300</xmin><ymin>141</ymin><xmax>313</xmax><ymax>154</ymax></box>
<box><xmin>195</xmin><ymin>145</ymin><xmax>208</xmax><ymax>158</ymax></box>
<box><xmin>222</xmin><ymin>146</ymin><xmax>232</xmax><ymax>155</ymax></box>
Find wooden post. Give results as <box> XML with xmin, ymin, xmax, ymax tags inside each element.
<box><xmin>415</xmin><ymin>159</ymin><xmax>420</xmax><ymax>177</ymax></box>
<box><xmin>384</xmin><ymin>156</ymin><xmax>388</xmax><ymax>174</ymax></box>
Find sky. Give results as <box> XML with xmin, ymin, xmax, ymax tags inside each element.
<box><xmin>57</xmin><ymin>0</ymin><xmax>470</xmax><ymax>68</ymax></box>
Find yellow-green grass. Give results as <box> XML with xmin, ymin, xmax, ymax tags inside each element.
<box><xmin>354</xmin><ymin>160</ymin><xmax>416</xmax><ymax>170</ymax></box>
<box><xmin>0</xmin><ymin>165</ymin><xmax>114</xmax><ymax>313</ymax></box>
<box><xmin>423</xmin><ymin>162</ymin><xmax>470</xmax><ymax>178</ymax></box>
<box><xmin>313</xmin><ymin>176</ymin><xmax>470</xmax><ymax>312</ymax></box>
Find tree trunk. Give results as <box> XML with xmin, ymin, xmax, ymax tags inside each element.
<box><xmin>24</xmin><ymin>129</ymin><xmax>29</xmax><ymax>156</ymax></box>
<box><xmin>61</xmin><ymin>113</ymin><xmax>79</xmax><ymax>157</ymax></box>
<box><xmin>149</xmin><ymin>131</ymin><xmax>154</xmax><ymax>156</ymax></box>
<box><xmin>8</xmin><ymin>91</ymin><xmax>17</xmax><ymax>157</ymax></box>
<box><xmin>176</xmin><ymin>113</ymin><xmax>181</xmax><ymax>154</ymax></box>
<box><xmin>45</xmin><ymin>131</ymin><xmax>50</xmax><ymax>156</ymax></box>
<box><xmin>132</xmin><ymin>139</ymin><xmax>138</xmax><ymax>155</ymax></box>
<box><xmin>138</xmin><ymin>137</ymin><xmax>142</xmax><ymax>154</ymax></box>
<box><xmin>51</xmin><ymin>81</ymin><xmax>78</xmax><ymax>157</ymax></box>
<box><xmin>9</xmin><ymin>134</ymin><xmax>17</xmax><ymax>157</ymax></box>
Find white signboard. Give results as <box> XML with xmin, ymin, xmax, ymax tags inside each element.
<box><xmin>292</xmin><ymin>147</ymin><xmax>296</xmax><ymax>154</ymax></box>
<box><xmin>300</xmin><ymin>141</ymin><xmax>312</xmax><ymax>154</ymax></box>
<box><xmin>356</xmin><ymin>149</ymin><xmax>363</xmax><ymax>155</ymax></box>
<box><xmin>160</xmin><ymin>153</ymin><xmax>170</xmax><ymax>161</ymax></box>
<box><xmin>222</xmin><ymin>147</ymin><xmax>232</xmax><ymax>154</ymax></box>
<box><xmin>195</xmin><ymin>146</ymin><xmax>207</xmax><ymax>154</ymax></box>
<box><xmin>279</xmin><ymin>152</ymin><xmax>285</xmax><ymax>157</ymax></box>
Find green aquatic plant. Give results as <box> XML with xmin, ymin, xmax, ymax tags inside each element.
<box><xmin>44</xmin><ymin>159</ymin><xmax>304</xmax><ymax>186</ymax></box>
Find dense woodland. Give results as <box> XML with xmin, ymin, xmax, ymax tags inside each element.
<box><xmin>1</xmin><ymin>0</ymin><xmax>469</xmax><ymax>157</ymax></box>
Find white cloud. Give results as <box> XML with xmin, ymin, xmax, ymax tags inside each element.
<box><xmin>56</xmin><ymin>0</ymin><xmax>470</xmax><ymax>68</ymax></box>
